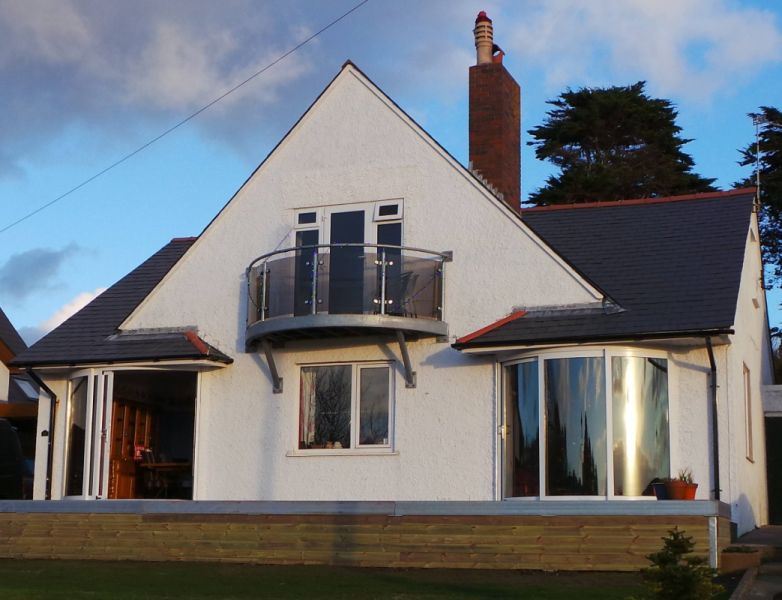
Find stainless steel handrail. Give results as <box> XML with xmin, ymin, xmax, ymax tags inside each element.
<box><xmin>247</xmin><ymin>243</ymin><xmax>450</xmax><ymax>272</ymax></box>
<box><xmin>246</xmin><ymin>243</ymin><xmax>447</xmax><ymax>323</ymax></box>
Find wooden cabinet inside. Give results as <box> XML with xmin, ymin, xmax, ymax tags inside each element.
<box><xmin>108</xmin><ymin>400</ymin><xmax>156</xmax><ymax>500</ymax></box>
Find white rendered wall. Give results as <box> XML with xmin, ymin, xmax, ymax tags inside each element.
<box><xmin>668</xmin><ymin>345</ymin><xmax>723</xmax><ymax>503</ymax></box>
<box><xmin>725</xmin><ymin>215</ymin><xmax>772</xmax><ymax>534</ymax></box>
<box><xmin>116</xmin><ymin>66</ymin><xmax>600</xmax><ymax>502</ymax></box>
<box><xmin>0</xmin><ymin>361</ymin><xmax>8</xmax><ymax>402</ymax></box>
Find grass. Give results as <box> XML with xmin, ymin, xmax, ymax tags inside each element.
<box><xmin>0</xmin><ymin>559</ymin><xmax>645</xmax><ymax>599</ymax></box>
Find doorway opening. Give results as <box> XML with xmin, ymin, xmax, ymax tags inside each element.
<box><xmin>108</xmin><ymin>370</ymin><xmax>196</xmax><ymax>500</ymax></box>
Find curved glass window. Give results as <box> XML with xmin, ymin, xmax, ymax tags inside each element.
<box><xmin>611</xmin><ymin>357</ymin><xmax>670</xmax><ymax>496</ymax></box>
<box><xmin>504</xmin><ymin>361</ymin><xmax>539</xmax><ymax>497</ymax></box>
<box><xmin>504</xmin><ymin>351</ymin><xmax>670</xmax><ymax>498</ymax></box>
<box><xmin>545</xmin><ymin>357</ymin><xmax>606</xmax><ymax>496</ymax></box>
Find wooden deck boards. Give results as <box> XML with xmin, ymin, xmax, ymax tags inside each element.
<box><xmin>0</xmin><ymin>512</ymin><xmax>729</xmax><ymax>571</ymax></box>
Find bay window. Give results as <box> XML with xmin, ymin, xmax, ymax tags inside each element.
<box><xmin>299</xmin><ymin>363</ymin><xmax>393</xmax><ymax>451</ymax></box>
<box><xmin>504</xmin><ymin>350</ymin><xmax>670</xmax><ymax>498</ymax></box>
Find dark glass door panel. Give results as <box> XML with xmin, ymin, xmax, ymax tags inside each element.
<box><xmin>545</xmin><ymin>357</ymin><xmax>606</xmax><ymax>496</ymax></box>
<box><xmin>329</xmin><ymin>211</ymin><xmax>365</xmax><ymax>314</ymax></box>
<box><xmin>505</xmin><ymin>362</ymin><xmax>540</xmax><ymax>497</ymax></box>
<box><xmin>294</xmin><ymin>229</ymin><xmax>319</xmax><ymax>316</ymax></box>
<box><xmin>377</xmin><ymin>222</ymin><xmax>401</xmax><ymax>315</ymax></box>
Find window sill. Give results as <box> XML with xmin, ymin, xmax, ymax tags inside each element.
<box><xmin>286</xmin><ymin>449</ymin><xmax>399</xmax><ymax>457</ymax></box>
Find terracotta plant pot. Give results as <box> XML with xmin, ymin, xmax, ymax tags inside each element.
<box><xmin>666</xmin><ymin>480</ymin><xmax>697</xmax><ymax>500</ymax></box>
<box><xmin>684</xmin><ymin>482</ymin><xmax>698</xmax><ymax>500</ymax></box>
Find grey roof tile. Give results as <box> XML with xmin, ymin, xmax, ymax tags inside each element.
<box><xmin>12</xmin><ymin>238</ymin><xmax>232</xmax><ymax>367</ymax></box>
<box><xmin>455</xmin><ymin>190</ymin><xmax>755</xmax><ymax>348</ymax></box>
<box><xmin>0</xmin><ymin>307</ymin><xmax>26</xmax><ymax>357</ymax></box>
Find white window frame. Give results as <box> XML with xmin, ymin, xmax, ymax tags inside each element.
<box><xmin>291</xmin><ymin>200</ymin><xmax>405</xmax><ymax>248</ymax></box>
<box><xmin>501</xmin><ymin>346</ymin><xmax>672</xmax><ymax>501</ymax></box>
<box><xmin>744</xmin><ymin>363</ymin><xmax>754</xmax><ymax>462</ymax></box>
<box><xmin>294</xmin><ymin>361</ymin><xmax>395</xmax><ymax>456</ymax></box>
<box><xmin>294</xmin><ymin>208</ymin><xmax>321</xmax><ymax>230</ymax></box>
<box><xmin>373</xmin><ymin>199</ymin><xmax>404</xmax><ymax>222</ymax></box>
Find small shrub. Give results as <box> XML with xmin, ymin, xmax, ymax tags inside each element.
<box><xmin>639</xmin><ymin>527</ymin><xmax>723</xmax><ymax>599</ymax></box>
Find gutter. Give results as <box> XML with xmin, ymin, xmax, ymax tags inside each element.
<box><xmin>453</xmin><ymin>327</ymin><xmax>735</xmax><ymax>351</ymax></box>
<box><xmin>25</xmin><ymin>370</ymin><xmax>57</xmax><ymax>501</ymax></box>
<box><xmin>705</xmin><ymin>337</ymin><xmax>721</xmax><ymax>501</ymax></box>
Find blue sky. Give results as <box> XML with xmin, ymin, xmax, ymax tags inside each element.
<box><xmin>1</xmin><ymin>0</ymin><xmax>781</xmax><ymax>342</ymax></box>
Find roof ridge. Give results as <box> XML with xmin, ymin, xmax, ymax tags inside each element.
<box><xmin>521</xmin><ymin>187</ymin><xmax>756</xmax><ymax>213</ymax></box>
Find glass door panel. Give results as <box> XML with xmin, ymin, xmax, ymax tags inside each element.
<box><xmin>294</xmin><ymin>229</ymin><xmax>319</xmax><ymax>316</ymax></box>
<box><xmin>504</xmin><ymin>361</ymin><xmax>540</xmax><ymax>497</ymax></box>
<box><xmin>64</xmin><ymin>376</ymin><xmax>90</xmax><ymax>497</ymax></box>
<box><xmin>329</xmin><ymin>210</ymin><xmax>365</xmax><ymax>314</ymax></box>
<box><xmin>377</xmin><ymin>222</ymin><xmax>402</xmax><ymax>315</ymax></box>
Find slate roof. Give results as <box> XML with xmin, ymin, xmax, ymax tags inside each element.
<box><xmin>454</xmin><ymin>189</ymin><xmax>756</xmax><ymax>349</ymax></box>
<box><xmin>12</xmin><ymin>238</ymin><xmax>232</xmax><ymax>367</ymax></box>
<box><xmin>0</xmin><ymin>306</ymin><xmax>26</xmax><ymax>358</ymax></box>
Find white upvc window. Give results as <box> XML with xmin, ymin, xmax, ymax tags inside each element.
<box><xmin>298</xmin><ymin>362</ymin><xmax>394</xmax><ymax>453</ymax></box>
<box><xmin>502</xmin><ymin>347</ymin><xmax>671</xmax><ymax>500</ymax></box>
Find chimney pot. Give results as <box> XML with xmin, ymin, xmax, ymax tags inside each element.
<box><xmin>473</xmin><ymin>11</ymin><xmax>494</xmax><ymax>65</ymax></box>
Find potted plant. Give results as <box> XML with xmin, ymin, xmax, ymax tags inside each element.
<box><xmin>666</xmin><ymin>468</ymin><xmax>698</xmax><ymax>500</ymax></box>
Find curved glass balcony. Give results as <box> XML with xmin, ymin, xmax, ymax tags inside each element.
<box><xmin>246</xmin><ymin>244</ymin><xmax>449</xmax><ymax>345</ymax></box>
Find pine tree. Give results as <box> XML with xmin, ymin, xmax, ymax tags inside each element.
<box><xmin>528</xmin><ymin>82</ymin><xmax>716</xmax><ymax>205</ymax></box>
<box><xmin>737</xmin><ymin>107</ymin><xmax>782</xmax><ymax>285</ymax></box>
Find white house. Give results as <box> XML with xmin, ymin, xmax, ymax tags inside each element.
<box><xmin>8</xmin><ymin>12</ymin><xmax>773</xmax><ymax>569</ymax></box>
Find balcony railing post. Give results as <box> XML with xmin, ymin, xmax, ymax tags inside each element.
<box><xmin>310</xmin><ymin>248</ymin><xmax>318</xmax><ymax>315</ymax></box>
<box><xmin>260</xmin><ymin>263</ymin><xmax>268</xmax><ymax>322</ymax></box>
<box><xmin>438</xmin><ymin>258</ymin><xmax>445</xmax><ymax>321</ymax></box>
<box><xmin>380</xmin><ymin>247</ymin><xmax>387</xmax><ymax>316</ymax></box>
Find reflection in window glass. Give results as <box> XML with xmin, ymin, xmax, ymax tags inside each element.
<box><xmin>545</xmin><ymin>357</ymin><xmax>606</xmax><ymax>496</ymax></box>
<box><xmin>505</xmin><ymin>361</ymin><xmax>539</xmax><ymax>497</ymax></box>
<box><xmin>65</xmin><ymin>377</ymin><xmax>88</xmax><ymax>496</ymax></box>
<box><xmin>299</xmin><ymin>366</ymin><xmax>352</xmax><ymax>449</ymax></box>
<box><xmin>612</xmin><ymin>357</ymin><xmax>670</xmax><ymax>495</ymax></box>
<box><xmin>359</xmin><ymin>367</ymin><xmax>390</xmax><ymax>445</ymax></box>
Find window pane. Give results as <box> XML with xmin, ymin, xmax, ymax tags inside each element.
<box><xmin>298</xmin><ymin>211</ymin><xmax>317</xmax><ymax>224</ymax></box>
<box><xmin>545</xmin><ymin>357</ymin><xmax>606</xmax><ymax>496</ymax></box>
<box><xmin>505</xmin><ymin>361</ymin><xmax>539</xmax><ymax>497</ymax></box>
<box><xmin>378</xmin><ymin>204</ymin><xmax>399</xmax><ymax>217</ymax></box>
<box><xmin>359</xmin><ymin>367</ymin><xmax>390</xmax><ymax>445</ymax></box>
<box><xmin>65</xmin><ymin>377</ymin><xmax>88</xmax><ymax>496</ymax></box>
<box><xmin>299</xmin><ymin>366</ymin><xmax>352</xmax><ymax>449</ymax></box>
<box><xmin>612</xmin><ymin>357</ymin><xmax>670</xmax><ymax>496</ymax></box>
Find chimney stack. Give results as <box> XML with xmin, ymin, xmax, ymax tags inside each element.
<box><xmin>469</xmin><ymin>11</ymin><xmax>521</xmax><ymax>212</ymax></box>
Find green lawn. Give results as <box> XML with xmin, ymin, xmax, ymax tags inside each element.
<box><xmin>0</xmin><ymin>559</ymin><xmax>646</xmax><ymax>599</ymax></box>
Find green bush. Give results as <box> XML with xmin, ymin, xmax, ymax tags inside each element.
<box><xmin>638</xmin><ymin>527</ymin><xmax>723</xmax><ymax>599</ymax></box>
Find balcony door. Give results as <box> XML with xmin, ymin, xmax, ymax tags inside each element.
<box><xmin>329</xmin><ymin>210</ymin><xmax>366</xmax><ymax>314</ymax></box>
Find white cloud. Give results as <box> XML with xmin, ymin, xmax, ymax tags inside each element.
<box><xmin>506</xmin><ymin>0</ymin><xmax>782</xmax><ymax>100</ymax></box>
<box><xmin>39</xmin><ymin>287</ymin><xmax>106</xmax><ymax>333</ymax></box>
<box><xmin>17</xmin><ymin>286</ymin><xmax>106</xmax><ymax>345</ymax></box>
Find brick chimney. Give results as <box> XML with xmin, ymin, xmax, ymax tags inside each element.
<box><xmin>469</xmin><ymin>11</ymin><xmax>521</xmax><ymax>212</ymax></box>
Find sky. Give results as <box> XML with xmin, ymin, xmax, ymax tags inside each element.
<box><xmin>1</xmin><ymin>0</ymin><xmax>781</xmax><ymax>343</ymax></box>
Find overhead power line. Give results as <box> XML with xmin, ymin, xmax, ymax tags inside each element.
<box><xmin>0</xmin><ymin>0</ymin><xmax>371</xmax><ymax>236</ymax></box>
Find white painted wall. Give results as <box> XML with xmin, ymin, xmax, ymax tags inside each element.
<box><xmin>0</xmin><ymin>361</ymin><xmax>8</xmax><ymax>402</ymax></box>
<box><xmin>724</xmin><ymin>214</ymin><xmax>772</xmax><ymax>534</ymax></box>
